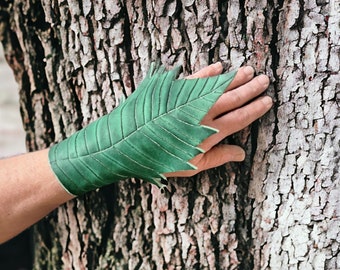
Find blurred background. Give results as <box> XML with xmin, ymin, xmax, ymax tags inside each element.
<box><xmin>0</xmin><ymin>45</ymin><xmax>32</xmax><ymax>269</ymax></box>
<box><xmin>0</xmin><ymin>46</ymin><xmax>26</xmax><ymax>157</ymax></box>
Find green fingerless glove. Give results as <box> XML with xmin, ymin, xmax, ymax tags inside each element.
<box><xmin>48</xmin><ymin>63</ymin><xmax>236</xmax><ymax>196</ymax></box>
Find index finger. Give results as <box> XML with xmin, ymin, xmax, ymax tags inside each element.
<box><xmin>186</xmin><ymin>62</ymin><xmax>223</xmax><ymax>79</ymax></box>
<box><xmin>188</xmin><ymin>64</ymin><xmax>257</xmax><ymax>92</ymax></box>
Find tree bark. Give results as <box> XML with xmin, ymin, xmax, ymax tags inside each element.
<box><xmin>0</xmin><ymin>0</ymin><xmax>339</xmax><ymax>269</ymax></box>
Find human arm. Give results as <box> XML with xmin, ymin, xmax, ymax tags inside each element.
<box><xmin>0</xmin><ymin>63</ymin><xmax>272</xmax><ymax>243</ymax></box>
<box><xmin>0</xmin><ymin>149</ymin><xmax>74</xmax><ymax>244</ymax></box>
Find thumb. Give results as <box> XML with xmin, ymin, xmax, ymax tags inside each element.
<box><xmin>198</xmin><ymin>144</ymin><xmax>245</xmax><ymax>172</ymax></box>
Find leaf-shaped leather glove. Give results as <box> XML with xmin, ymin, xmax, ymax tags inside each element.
<box><xmin>49</xmin><ymin>63</ymin><xmax>236</xmax><ymax>196</ymax></box>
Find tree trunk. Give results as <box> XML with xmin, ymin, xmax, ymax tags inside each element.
<box><xmin>0</xmin><ymin>0</ymin><xmax>339</xmax><ymax>269</ymax></box>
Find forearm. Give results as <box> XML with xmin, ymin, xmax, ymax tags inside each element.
<box><xmin>0</xmin><ymin>149</ymin><xmax>74</xmax><ymax>244</ymax></box>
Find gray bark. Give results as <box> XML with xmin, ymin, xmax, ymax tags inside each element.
<box><xmin>0</xmin><ymin>0</ymin><xmax>339</xmax><ymax>269</ymax></box>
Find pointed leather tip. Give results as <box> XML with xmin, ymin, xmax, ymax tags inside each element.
<box><xmin>159</xmin><ymin>173</ymin><xmax>167</xmax><ymax>180</ymax></box>
<box><xmin>201</xmin><ymin>124</ymin><xmax>219</xmax><ymax>134</ymax></box>
<box><xmin>186</xmin><ymin>162</ymin><xmax>198</xmax><ymax>170</ymax></box>
<box><xmin>195</xmin><ymin>147</ymin><xmax>206</xmax><ymax>154</ymax></box>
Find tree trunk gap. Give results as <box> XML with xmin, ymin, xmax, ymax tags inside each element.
<box><xmin>0</xmin><ymin>0</ymin><xmax>339</xmax><ymax>269</ymax></box>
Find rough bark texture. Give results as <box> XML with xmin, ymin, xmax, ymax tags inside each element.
<box><xmin>0</xmin><ymin>0</ymin><xmax>339</xmax><ymax>269</ymax></box>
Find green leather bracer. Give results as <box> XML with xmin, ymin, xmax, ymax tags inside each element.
<box><xmin>48</xmin><ymin>63</ymin><xmax>236</xmax><ymax>196</ymax></box>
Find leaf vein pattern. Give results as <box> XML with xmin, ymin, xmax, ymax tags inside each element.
<box><xmin>59</xmin><ymin>73</ymin><xmax>232</xmax><ymax>161</ymax></box>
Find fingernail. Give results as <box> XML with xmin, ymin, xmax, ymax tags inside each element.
<box><xmin>259</xmin><ymin>74</ymin><xmax>270</xmax><ymax>87</ymax></box>
<box><xmin>236</xmin><ymin>149</ymin><xmax>246</xmax><ymax>161</ymax></box>
<box><xmin>213</xmin><ymin>62</ymin><xmax>223</xmax><ymax>72</ymax></box>
<box><xmin>262</xmin><ymin>96</ymin><xmax>273</xmax><ymax>108</ymax></box>
<box><xmin>244</xmin><ymin>66</ymin><xmax>254</xmax><ymax>76</ymax></box>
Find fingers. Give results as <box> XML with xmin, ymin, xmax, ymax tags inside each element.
<box><xmin>225</xmin><ymin>66</ymin><xmax>255</xmax><ymax>91</ymax></box>
<box><xmin>188</xmin><ymin>64</ymin><xmax>254</xmax><ymax>85</ymax></box>
<box><xmin>224</xmin><ymin>74</ymin><xmax>270</xmax><ymax>112</ymax></box>
<box><xmin>186</xmin><ymin>62</ymin><xmax>223</xmax><ymax>79</ymax></box>
<box><xmin>201</xmin><ymin>95</ymin><xmax>273</xmax><ymax>151</ymax></box>
<box><xmin>165</xmin><ymin>63</ymin><xmax>273</xmax><ymax>179</ymax></box>
<box><xmin>218</xmin><ymin>95</ymin><xmax>273</xmax><ymax>134</ymax></box>
<box><xmin>205</xmin><ymin>74</ymin><xmax>270</xmax><ymax>120</ymax></box>
<box><xmin>187</xmin><ymin>64</ymin><xmax>272</xmax><ymax>159</ymax></box>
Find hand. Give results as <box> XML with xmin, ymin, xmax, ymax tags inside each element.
<box><xmin>48</xmin><ymin>62</ymin><xmax>272</xmax><ymax>195</ymax></box>
<box><xmin>165</xmin><ymin>63</ymin><xmax>273</xmax><ymax>178</ymax></box>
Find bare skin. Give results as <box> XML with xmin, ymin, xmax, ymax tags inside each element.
<box><xmin>0</xmin><ymin>63</ymin><xmax>272</xmax><ymax>244</ymax></box>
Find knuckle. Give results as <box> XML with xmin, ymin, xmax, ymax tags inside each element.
<box><xmin>238</xmin><ymin>108</ymin><xmax>251</xmax><ymax>124</ymax></box>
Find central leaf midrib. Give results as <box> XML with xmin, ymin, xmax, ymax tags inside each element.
<box><xmin>66</xmin><ymin>77</ymin><xmax>227</xmax><ymax>161</ymax></box>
